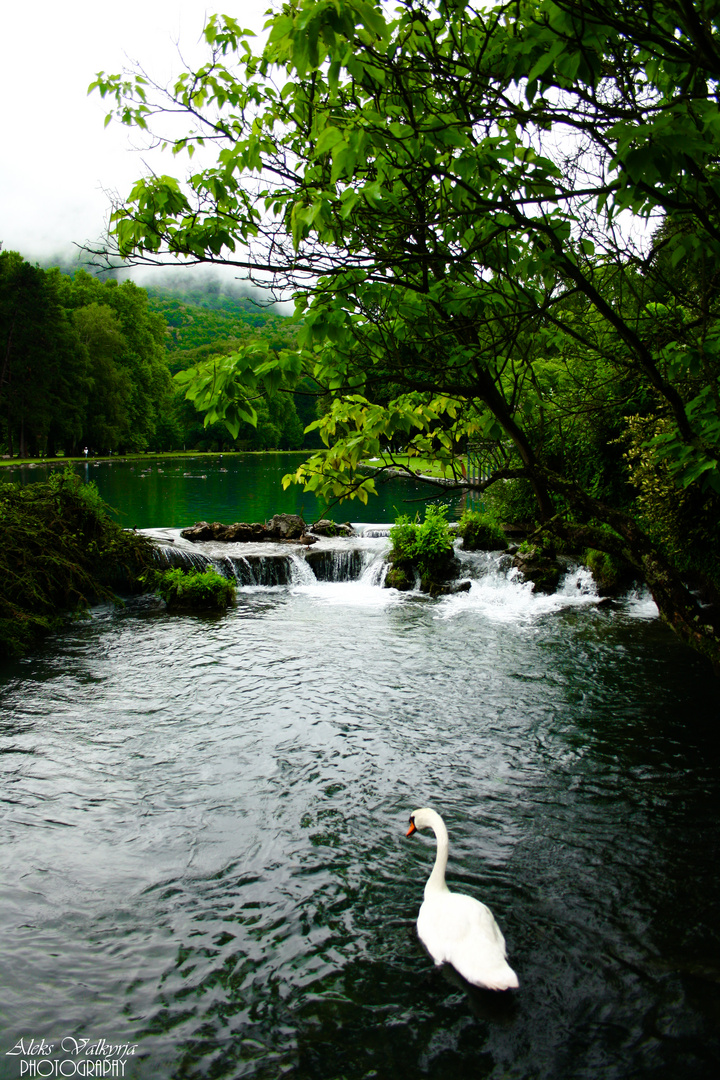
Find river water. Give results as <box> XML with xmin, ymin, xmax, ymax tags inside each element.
<box><xmin>1</xmin><ymin>464</ymin><xmax>719</xmax><ymax>1079</ymax></box>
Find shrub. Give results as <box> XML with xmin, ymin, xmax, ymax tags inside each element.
<box><xmin>624</xmin><ymin>413</ymin><xmax>720</xmax><ymax>593</ymax></box>
<box><xmin>480</xmin><ymin>476</ymin><xmax>539</xmax><ymax>525</ymax></box>
<box><xmin>457</xmin><ymin>510</ymin><xmax>507</xmax><ymax>550</ymax></box>
<box><xmin>144</xmin><ymin>567</ymin><xmax>236</xmax><ymax>612</ymax></box>
<box><xmin>388</xmin><ymin>504</ymin><xmax>456</xmax><ymax>590</ymax></box>
<box><xmin>0</xmin><ymin>469</ymin><xmax>155</xmax><ymax>658</ymax></box>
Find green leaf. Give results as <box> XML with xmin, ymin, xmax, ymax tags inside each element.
<box><xmin>315</xmin><ymin>126</ymin><xmax>345</xmax><ymax>155</ymax></box>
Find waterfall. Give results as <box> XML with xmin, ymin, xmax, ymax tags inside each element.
<box><xmin>227</xmin><ymin>554</ymin><xmax>294</xmax><ymax>587</ymax></box>
<box><xmin>151</xmin><ymin>537</ymin><xmax>386</xmax><ymax>587</ymax></box>
<box><xmin>154</xmin><ymin>545</ymin><xmax>215</xmax><ymax>572</ymax></box>
<box><xmin>304</xmin><ymin>547</ymin><xmax>374</xmax><ymax>582</ymax></box>
<box><xmin>148</xmin><ymin>531</ymin><xmax>652</xmax><ymax>619</ymax></box>
<box><xmin>353</xmin><ymin>524</ymin><xmax>392</xmax><ymax>538</ymax></box>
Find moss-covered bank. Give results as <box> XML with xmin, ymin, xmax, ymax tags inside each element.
<box><xmin>0</xmin><ymin>470</ymin><xmax>156</xmax><ymax>658</ymax></box>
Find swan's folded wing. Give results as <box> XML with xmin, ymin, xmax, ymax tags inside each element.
<box><xmin>417</xmin><ymin>892</ymin><xmax>518</xmax><ymax>991</ymax></box>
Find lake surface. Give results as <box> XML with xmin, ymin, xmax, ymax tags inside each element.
<box><xmin>0</xmin><ymin>454</ymin><xmax>478</xmax><ymax>529</ymax></box>
<box><xmin>1</xmin><ymin>468</ymin><xmax>719</xmax><ymax>1079</ymax></box>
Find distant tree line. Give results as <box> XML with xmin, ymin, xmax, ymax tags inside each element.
<box><xmin>0</xmin><ymin>252</ymin><xmax>318</xmax><ymax>456</ymax></box>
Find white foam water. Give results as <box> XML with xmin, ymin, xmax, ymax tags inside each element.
<box><xmin>143</xmin><ymin>528</ymin><xmax>661</xmax><ymax>623</ymax></box>
<box><xmin>435</xmin><ymin>559</ymin><xmax>602</xmax><ymax>624</ymax></box>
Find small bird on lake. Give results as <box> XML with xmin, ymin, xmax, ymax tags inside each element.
<box><xmin>406</xmin><ymin>807</ymin><xmax>518</xmax><ymax>991</ymax></box>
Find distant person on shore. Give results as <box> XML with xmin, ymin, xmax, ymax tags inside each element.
<box><xmin>83</xmin><ymin>447</ymin><xmax>89</xmax><ymax>458</ymax></box>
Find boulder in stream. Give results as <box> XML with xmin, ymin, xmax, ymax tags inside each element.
<box><xmin>512</xmin><ymin>544</ymin><xmax>563</xmax><ymax>593</ymax></box>
<box><xmin>266</xmin><ymin>513</ymin><xmax>306</xmax><ymax>540</ymax></box>
<box><xmin>181</xmin><ymin>520</ymin><xmax>270</xmax><ymax>542</ymax></box>
<box><xmin>310</xmin><ymin>519</ymin><xmax>356</xmax><ymax>537</ymax></box>
<box><xmin>180</xmin><ymin>521</ymin><xmax>215</xmax><ymax>542</ymax></box>
<box><xmin>181</xmin><ymin>514</ymin><xmax>312</xmax><ymax>543</ymax></box>
<box><xmin>224</xmin><ymin>522</ymin><xmax>269</xmax><ymax>542</ymax></box>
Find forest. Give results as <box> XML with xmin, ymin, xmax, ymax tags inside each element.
<box><xmin>0</xmin><ymin>253</ymin><xmax>316</xmax><ymax>457</ymax></box>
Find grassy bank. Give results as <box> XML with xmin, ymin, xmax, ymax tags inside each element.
<box><xmin>364</xmin><ymin>454</ymin><xmax>464</xmax><ymax>481</ymax></box>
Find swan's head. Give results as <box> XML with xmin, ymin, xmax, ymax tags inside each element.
<box><xmin>406</xmin><ymin>807</ymin><xmax>440</xmax><ymax>836</ymax></box>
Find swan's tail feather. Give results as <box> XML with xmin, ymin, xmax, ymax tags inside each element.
<box><xmin>483</xmin><ymin>971</ymin><xmax>519</xmax><ymax>992</ymax></box>
<box><xmin>459</xmin><ymin>960</ymin><xmax>519</xmax><ymax>991</ymax></box>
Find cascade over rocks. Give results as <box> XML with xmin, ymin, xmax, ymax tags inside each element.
<box><xmin>180</xmin><ymin>514</ymin><xmax>355</xmax><ymax>544</ymax></box>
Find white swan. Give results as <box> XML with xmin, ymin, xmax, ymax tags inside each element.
<box><xmin>406</xmin><ymin>807</ymin><xmax>519</xmax><ymax>991</ymax></box>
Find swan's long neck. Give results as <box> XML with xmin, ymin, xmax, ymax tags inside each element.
<box><xmin>425</xmin><ymin>811</ymin><xmax>450</xmax><ymax>896</ymax></box>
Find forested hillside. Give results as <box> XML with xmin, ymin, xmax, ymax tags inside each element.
<box><xmin>0</xmin><ymin>255</ymin><xmax>317</xmax><ymax>455</ymax></box>
<box><xmin>146</xmin><ymin>282</ymin><xmax>321</xmax><ymax>451</ymax></box>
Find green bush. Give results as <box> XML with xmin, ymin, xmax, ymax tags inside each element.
<box><xmin>480</xmin><ymin>477</ymin><xmax>539</xmax><ymax>525</ymax></box>
<box><xmin>0</xmin><ymin>469</ymin><xmax>155</xmax><ymax>658</ymax></box>
<box><xmin>388</xmin><ymin>504</ymin><xmax>456</xmax><ymax>589</ymax></box>
<box><xmin>144</xmin><ymin>567</ymin><xmax>236</xmax><ymax>612</ymax></box>
<box><xmin>457</xmin><ymin>510</ymin><xmax>507</xmax><ymax>550</ymax></box>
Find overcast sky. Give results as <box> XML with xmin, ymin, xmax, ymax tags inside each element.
<box><xmin>0</xmin><ymin>1</ymin><xmax>271</xmax><ymax>277</ymax></box>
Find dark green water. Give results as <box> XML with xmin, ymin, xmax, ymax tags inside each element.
<box><xmin>1</xmin><ymin>455</ymin><xmax>472</xmax><ymax>528</ymax></box>
<box><xmin>1</xmin><ymin>466</ymin><xmax>719</xmax><ymax>1080</ymax></box>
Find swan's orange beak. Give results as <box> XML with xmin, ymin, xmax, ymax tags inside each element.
<box><xmin>406</xmin><ymin>820</ymin><xmax>417</xmax><ymax>837</ymax></box>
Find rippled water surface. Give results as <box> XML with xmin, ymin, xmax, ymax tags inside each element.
<box><xmin>1</xmin><ymin>547</ymin><xmax>719</xmax><ymax>1080</ymax></box>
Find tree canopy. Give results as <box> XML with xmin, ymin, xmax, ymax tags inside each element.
<box><xmin>0</xmin><ymin>257</ymin><xmax>312</xmax><ymax>455</ymax></box>
<box><xmin>91</xmin><ymin>0</ymin><xmax>720</xmax><ymax>667</ymax></box>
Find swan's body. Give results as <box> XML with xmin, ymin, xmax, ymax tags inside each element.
<box><xmin>407</xmin><ymin>807</ymin><xmax>519</xmax><ymax>991</ymax></box>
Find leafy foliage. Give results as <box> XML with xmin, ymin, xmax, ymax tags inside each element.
<box><xmin>457</xmin><ymin>511</ymin><xmax>507</xmax><ymax>552</ymax></box>
<box><xmin>89</xmin><ymin>0</ymin><xmax>720</xmax><ymax>665</ymax></box>
<box><xmin>624</xmin><ymin>414</ymin><xmax>720</xmax><ymax>595</ymax></box>
<box><xmin>143</xmin><ymin>566</ymin><xmax>236</xmax><ymax>611</ymax></box>
<box><xmin>389</xmin><ymin>504</ymin><xmax>455</xmax><ymax>584</ymax></box>
<box><xmin>0</xmin><ymin>470</ymin><xmax>155</xmax><ymax>657</ymax></box>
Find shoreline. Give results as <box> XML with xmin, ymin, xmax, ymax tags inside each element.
<box><xmin>0</xmin><ymin>449</ymin><xmax>310</xmax><ymax>469</ymax></box>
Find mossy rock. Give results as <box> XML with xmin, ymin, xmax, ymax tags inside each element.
<box><xmin>385</xmin><ymin>550</ymin><xmax>462</xmax><ymax>595</ymax></box>
<box><xmin>585</xmin><ymin>548</ymin><xmax>636</xmax><ymax>596</ymax></box>
<box><xmin>148</xmin><ymin>567</ymin><xmax>236</xmax><ymax>612</ymax></box>
<box><xmin>512</xmin><ymin>545</ymin><xmax>562</xmax><ymax>594</ymax></box>
<box><xmin>384</xmin><ymin>563</ymin><xmax>415</xmax><ymax>591</ymax></box>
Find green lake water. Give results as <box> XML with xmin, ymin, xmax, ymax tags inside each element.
<box><xmin>1</xmin><ymin>454</ymin><xmax>475</xmax><ymax>529</ymax></box>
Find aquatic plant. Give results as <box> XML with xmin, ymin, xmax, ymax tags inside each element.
<box><xmin>144</xmin><ymin>567</ymin><xmax>236</xmax><ymax>612</ymax></box>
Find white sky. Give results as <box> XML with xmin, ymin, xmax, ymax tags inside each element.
<box><xmin>0</xmin><ymin>1</ymin><xmax>271</xmax><ymax>273</ymax></box>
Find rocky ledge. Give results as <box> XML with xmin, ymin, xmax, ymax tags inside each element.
<box><xmin>180</xmin><ymin>514</ymin><xmax>355</xmax><ymax>544</ymax></box>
